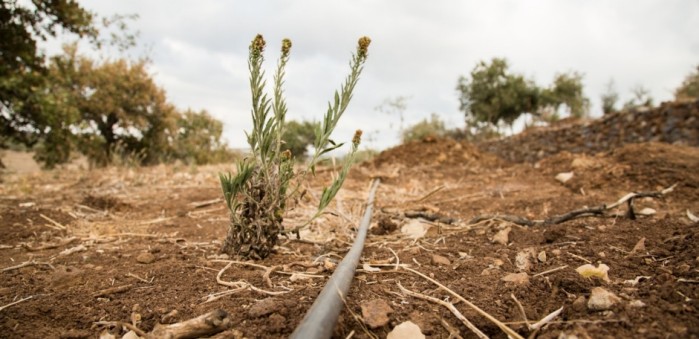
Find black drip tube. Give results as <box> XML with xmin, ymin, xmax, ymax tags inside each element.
<box><xmin>290</xmin><ymin>179</ymin><xmax>381</xmax><ymax>339</ymax></box>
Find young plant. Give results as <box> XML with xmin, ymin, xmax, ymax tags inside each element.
<box><xmin>219</xmin><ymin>35</ymin><xmax>371</xmax><ymax>259</ymax></box>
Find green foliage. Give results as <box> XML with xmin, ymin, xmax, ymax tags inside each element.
<box><xmin>219</xmin><ymin>35</ymin><xmax>370</xmax><ymax>259</ymax></box>
<box><xmin>1</xmin><ymin>0</ymin><xmax>95</xmax><ymax>150</ymax></box>
<box><xmin>2</xmin><ymin>41</ymin><xmax>233</xmax><ymax>168</ymax></box>
<box><xmin>675</xmin><ymin>65</ymin><xmax>699</xmax><ymax>100</ymax></box>
<box><xmin>401</xmin><ymin>113</ymin><xmax>447</xmax><ymax>143</ymax></box>
<box><xmin>174</xmin><ymin>109</ymin><xmax>236</xmax><ymax>165</ymax></box>
<box><xmin>456</xmin><ymin>58</ymin><xmax>589</xmax><ymax>129</ymax></box>
<box><xmin>457</xmin><ymin>58</ymin><xmax>539</xmax><ymax>128</ymax></box>
<box><xmin>543</xmin><ymin>72</ymin><xmax>589</xmax><ymax>118</ymax></box>
<box><xmin>601</xmin><ymin>79</ymin><xmax>619</xmax><ymax>115</ymax></box>
<box><xmin>44</xmin><ymin>45</ymin><xmax>177</xmax><ymax>167</ymax></box>
<box><xmin>281</xmin><ymin>120</ymin><xmax>318</xmax><ymax>159</ymax></box>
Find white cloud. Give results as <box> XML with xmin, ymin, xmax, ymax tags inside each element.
<box><xmin>71</xmin><ymin>0</ymin><xmax>698</xmax><ymax>149</ymax></box>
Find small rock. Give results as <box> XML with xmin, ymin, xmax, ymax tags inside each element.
<box><xmin>501</xmin><ymin>272</ymin><xmax>529</xmax><ymax>286</ymax></box>
<box><xmin>492</xmin><ymin>227</ymin><xmax>511</xmax><ymax>245</ymax></box>
<box><xmin>135</xmin><ymin>252</ymin><xmax>156</xmax><ymax>264</ymax></box>
<box><xmin>587</xmin><ymin>287</ymin><xmax>620</xmax><ymax>311</ymax></box>
<box><xmin>248</xmin><ymin>298</ymin><xmax>281</xmax><ymax>318</ymax></box>
<box><xmin>515</xmin><ymin>250</ymin><xmax>534</xmax><ymax>271</ymax></box>
<box><xmin>401</xmin><ymin>220</ymin><xmax>429</xmax><ymax>239</ymax></box>
<box><xmin>598</xmin><ymin>251</ymin><xmax>606</xmax><ymax>258</ymax></box>
<box><xmin>555</xmin><ymin>172</ymin><xmax>574</xmax><ymax>183</ymax></box>
<box><xmin>361</xmin><ymin>299</ymin><xmax>393</xmax><ymax>328</ymax></box>
<box><xmin>537</xmin><ymin>251</ymin><xmax>547</xmax><ymax>263</ymax></box>
<box><xmin>323</xmin><ymin>258</ymin><xmax>336</xmax><ymax>271</ymax></box>
<box><xmin>98</xmin><ymin>330</ymin><xmax>116</xmax><ymax>339</ymax></box>
<box><xmin>121</xmin><ymin>331</ymin><xmax>140</xmax><ymax>339</ymax></box>
<box><xmin>387</xmin><ymin>320</ymin><xmax>425</xmax><ymax>339</ymax></box>
<box><xmin>431</xmin><ymin>254</ymin><xmax>451</xmax><ymax>266</ymax></box>
<box><xmin>572</xmin><ymin>296</ymin><xmax>587</xmax><ymax>312</ymax></box>
<box><xmin>629</xmin><ymin>300</ymin><xmax>646</xmax><ymax>308</ymax></box>
<box><xmin>630</xmin><ymin>237</ymin><xmax>646</xmax><ymax>254</ymax></box>
<box><xmin>551</xmin><ymin>249</ymin><xmax>562</xmax><ymax>256</ymax></box>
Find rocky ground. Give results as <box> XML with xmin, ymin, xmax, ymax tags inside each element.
<box><xmin>1</xmin><ymin>102</ymin><xmax>698</xmax><ymax>338</ymax></box>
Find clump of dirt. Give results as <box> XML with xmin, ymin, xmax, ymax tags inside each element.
<box><xmin>538</xmin><ymin>142</ymin><xmax>699</xmax><ymax>203</ymax></box>
<box><xmin>81</xmin><ymin>194</ymin><xmax>130</xmax><ymax>211</ymax></box>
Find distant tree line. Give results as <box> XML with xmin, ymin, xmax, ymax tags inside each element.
<box><xmin>1</xmin><ymin>1</ymin><xmax>235</xmax><ymax>168</ymax></box>
<box><xmin>456</xmin><ymin>58</ymin><xmax>699</xmax><ymax>140</ymax></box>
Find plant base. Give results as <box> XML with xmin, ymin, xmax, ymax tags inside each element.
<box><xmin>220</xmin><ymin>220</ymin><xmax>280</xmax><ymax>259</ymax></box>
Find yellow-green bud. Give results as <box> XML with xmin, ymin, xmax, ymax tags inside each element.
<box><xmin>357</xmin><ymin>36</ymin><xmax>371</xmax><ymax>59</ymax></box>
<box><xmin>281</xmin><ymin>38</ymin><xmax>292</xmax><ymax>57</ymax></box>
<box><xmin>352</xmin><ymin>129</ymin><xmax>363</xmax><ymax>146</ymax></box>
<box><xmin>250</xmin><ymin>34</ymin><xmax>266</xmax><ymax>58</ymax></box>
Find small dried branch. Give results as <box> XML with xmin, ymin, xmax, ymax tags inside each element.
<box><xmin>0</xmin><ymin>296</ymin><xmax>33</xmax><ymax>312</ymax></box>
<box><xmin>21</xmin><ymin>237</ymin><xmax>79</xmax><ymax>251</ymax></box>
<box><xmin>149</xmin><ymin>309</ymin><xmax>232</xmax><ymax>339</ymax></box>
<box><xmin>404</xmin><ymin>210</ymin><xmax>457</xmax><ymax>224</ymax></box>
<box><xmin>188</xmin><ymin>198</ymin><xmax>223</xmax><ymax>209</ymax></box>
<box><xmin>93</xmin><ymin>284</ymin><xmax>133</xmax><ymax>298</ymax></box>
<box><xmin>511</xmin><ymin>293</ymin><xmax>530</xmax><ymax>329</ymax></box>
<box><xmin>469</xmin><ymin>184</ymin><xmax>676</xmax><ymax>226</ymax></box>
<box><xmin>532</xmin><ymin>265</ymin><xmax>568</xmax><ymax>278</ymax></box>
<box><xmin>2</xmin><ymin>260</ymin><xmax>54</xmax><ymax>272</ymax></box>
<box><xmin>529</xmin><ymin>306</ymin><xmax>564</xmax><ymax>330</ymax></box>
<box><xmin>398</xmin><ymin>282</ymin><xmax>488</xmax><ymax>339</ymax></box>
<box><xmin>401</xmin><ymin>266</ymin><xmax>524</xmax><ymax>339</ymax></box>
<box><xmin>39</xmin><ymin>214</ymin><xmax>67</xmax><ymax>230</ymax></box>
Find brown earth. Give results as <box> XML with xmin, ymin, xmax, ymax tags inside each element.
<box><xmin>1</xmin><ymin>114</ymin><xmax>699</xmax><ymax>338</ymax></box>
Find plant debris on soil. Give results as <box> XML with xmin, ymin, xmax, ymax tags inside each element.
<box><xmin>1</xmin><ymin>102</ymin><xmax>698</xmax><ymax>338</ymax></box>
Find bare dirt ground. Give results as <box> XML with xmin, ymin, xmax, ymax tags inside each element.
<box><xmin>1</xmin><ymin>121</ymin><xmax>698</xmax><ymax>337</ymax></box>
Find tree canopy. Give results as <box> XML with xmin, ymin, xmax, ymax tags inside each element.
<box><xmin>456</xmin><ymin>58</ymin><xmax>589</xmax><ymax>130</ymax></box>
<box><xmin>1</xmin><ymin>2</ymin><xmax>234</xmax><ymax>168</ymax></box>
<box><xmin>675</xmin><ymin>65</ymin><xmax>699</xmax><ymax>100</ymax></box>
<box><xmin>1</xmin><ymin>0</ymin><xmax>95</xmax><ymax>148</ymax></box>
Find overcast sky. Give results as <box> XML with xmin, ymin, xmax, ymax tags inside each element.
<box><xmin>55</xmin><ymin>1</ymin><xmax>699</xmax><ymax>150</ymax></box>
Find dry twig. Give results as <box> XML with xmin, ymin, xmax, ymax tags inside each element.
<box><xmin>469</xmin><ymin>184</ymin><xmax>676</xmax><ymax>226</ymax></box>
<box><xmin>39</xmin><ymin>214</ymin><xmax>67</xmax><ymax>230</ymax></box>
<box><xmin>398</xmin><ymin>282</ymin><xmax>488</xmax><ymax>339</ymax></box>
<box><xmin>401</xmin><ymin>266</ymin><xmax>524</xmax><ymax>339</ymax></box>
<box><xmin>93</xmin><ymin>284</ymin><xmax>133</xmax><ymax>298</ymax></box>
<box><xmin>511</xmin><ymin>293</ymin><xmax>530</xmax><ymax>329</ymax></box>
<box><xmin>532</xmin><ymin>265</ymin><xmax>568</xmax><ymax>278</ymax></box>
<box><xmin>1</xmin><ymin>260</ymin><xmax>54</xmax><ymax>272</ymax></box>
<box><xmin>0</xmin><ymin>296</ymin><xmax>33</xmax><ymax>312</ymax></box>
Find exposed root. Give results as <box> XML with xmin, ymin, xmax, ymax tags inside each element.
<box><xmin>203</xmin><ymin>261</ymin><xmax>290</xmax><ymax>302</ymax></box>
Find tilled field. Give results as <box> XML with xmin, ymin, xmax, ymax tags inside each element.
<box><xmin>1</xmin><ymin>120</ymin><xmax>698</xmax><ymax>337</ymax></box>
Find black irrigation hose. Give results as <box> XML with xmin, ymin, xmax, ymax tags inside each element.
<box><xmin>290</xmin><ymin>179</ymin><xmax>381</xmax><ymax>339</ymax></box>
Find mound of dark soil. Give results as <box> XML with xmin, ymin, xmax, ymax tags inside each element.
<box><xmin>480</xmin><ymin>99</ymin><xmax>699</xmax><ymax>162</ymax></box>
